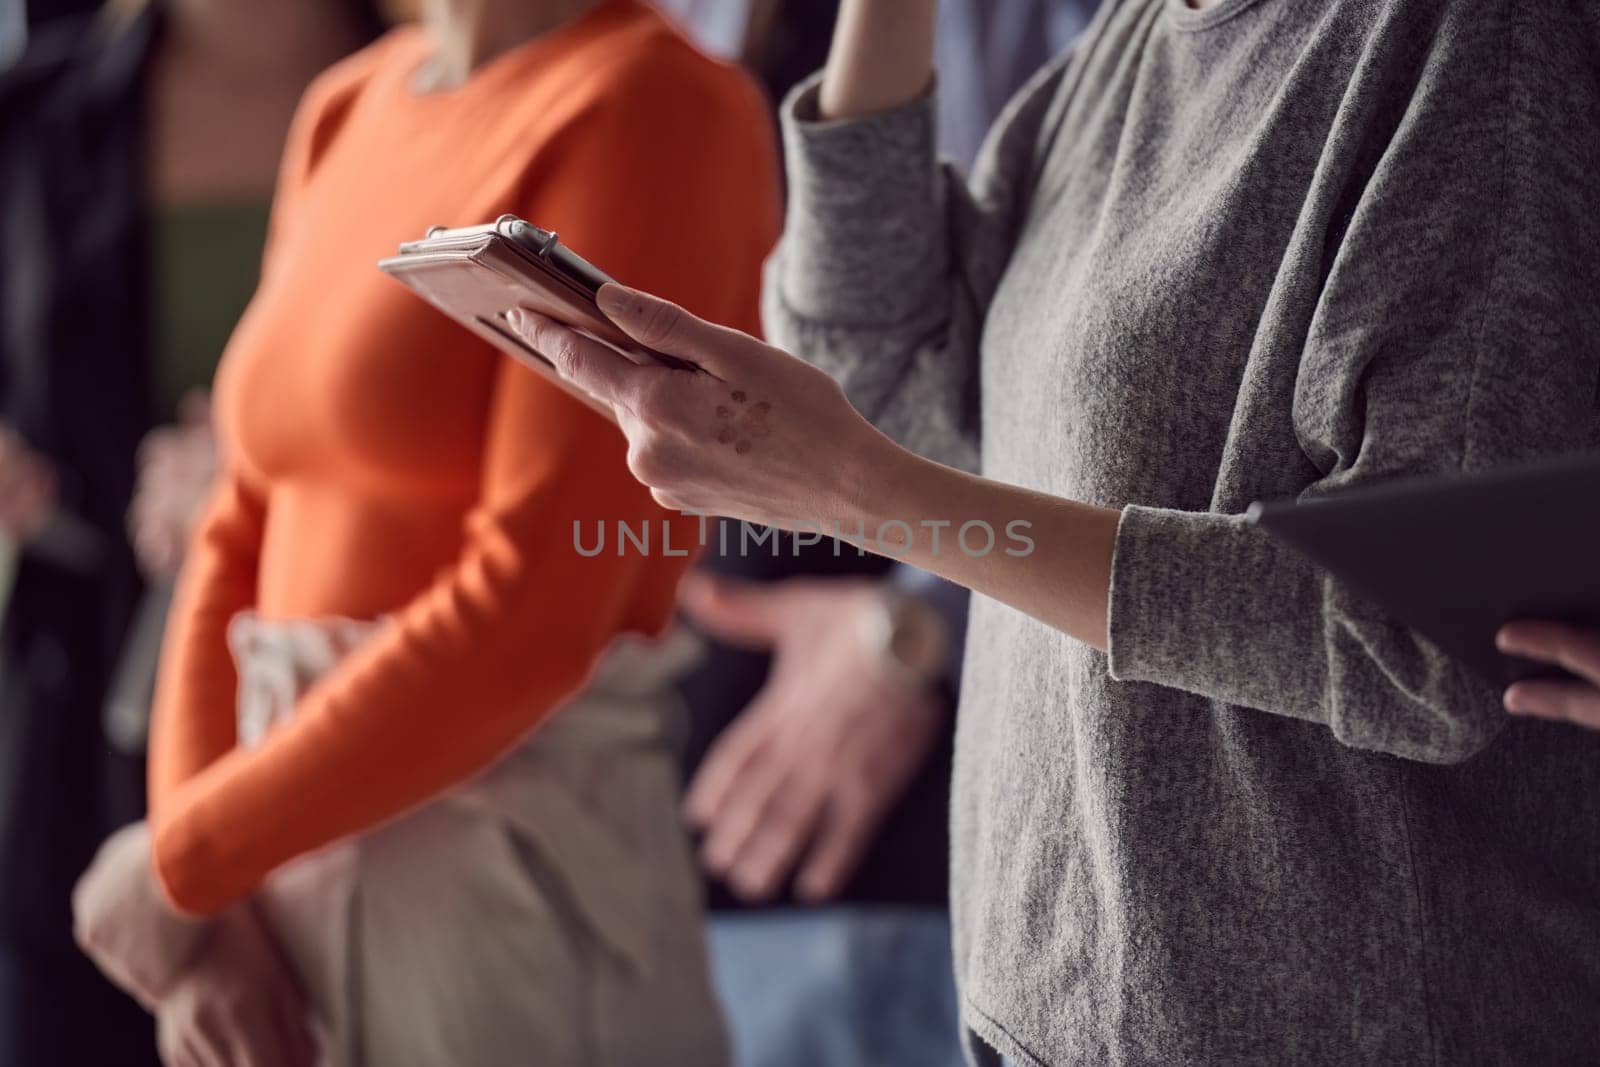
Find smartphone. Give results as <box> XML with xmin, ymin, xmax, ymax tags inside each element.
<box><xmin>378</xmin><ymin>215</ymin><xmax>696</xmax><ymax>420</ymax></box>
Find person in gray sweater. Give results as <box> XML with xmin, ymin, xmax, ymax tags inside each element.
<box><xmin>508</xmin><ymin>0</ymin><xmax>1600</xmax><ymax>1061</ymax></box>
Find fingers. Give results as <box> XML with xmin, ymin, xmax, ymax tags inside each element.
<box><xmin>190</xmin><ymin>1003</ymin><xmax>231</xmax><ymax>1067</ymax></box>
<box><xmin>170</xmin><ymin>1033</ymin><xmax>214</xmax><ymax>1067</ymax></box>
<box><xmin>698</xmin><ymin>743</ymin><xmax>787</xmax><ymax>881</ymax></box>
<box><xmin>272</xmin><ymin>994</ymin><xmax>316</xmax><ymax>1067</ymax></box>
<box><xmin>1496</xmin><ymin>622</ymin><xmax>1600</xmax><ymax>730</ymax></box>
<box><xmin>0</xmin><ymin>446</ymin><xmax>54</xmax><ymax>540</ymax></box>
<box><xmin>596</xmin><ymin>283</ymin><xmax>761</xmax><ymax>378</ymax></box>
<box><xmin>1503</xmin><ymin>679</ymin><xmax>1600</xmax><ymax>730</ymax></box>
<box><xmin>139</xmin><ymin>426</ymin><xmax>173</xmax><ymax>465</ymax></box>
<box><xmin>130</xmin><ymin>421</ymin><xmax>218</xmax><ymax>578</ymax></box>
<box><xmin>684</xmin><ymin>704</ymin><xmax>774</xmax><ymax>828</ymax></box>
<box><xmin>693</xmin><ymin>689</ymin><xmax>833</xmax><ymax>899</ymax></box>
<box><xmin>213</xmin><ymin>988</ymin><xmax>292</xmax><ymax>1067</ymax></box>
<box><xmin>505</xmin><ymin>308</ymin><xmax>650</xmax><ymax>412</ymax></box>
<box><xmin>793</xmin><ymin>700</ymin><xmax>937</xmax><ymax>901</ymax></box>
<box><xmin>793</xmin><ymin>773</ymin><xmax>893</xmax><ymax>902</ymax></box>
<box><xmin>157</xmin><ymin>1006</ymin><xmax>196</xmax><ymax>1067</ymax></box>
<box><xmin>130</xmin><ymin>497</ymin><xmax>184</xmax><ymax>579</ymax></box>
<box><xmin>721</xmin><ymin>760</ymin><xmax>832</xmax><ymax>901</ymax></box>
<box><xmin>1498</xmin><ymin>622</ymin><xmax>1600</xmax><ymax>684</ymax></box>
<box><xmin>678</xmin><ymin>572</ymin><xmax>788</xmax><ymax>649</ymax></box>
<box><xmin>228</xmin><ymin>1028</ymin><xmax>274</xmax><ymax>1067</ymax></box>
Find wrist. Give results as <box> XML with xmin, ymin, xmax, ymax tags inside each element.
<box><xmin>818</xmin><ymin>0</ymin><xmax>936</xmax><ymax>121</ymax></box>
<box><xmin>837</xmin><ymin>435</ymin><xmax>958</xmax><ymax>563</ymax></box>
<box><xmin>832</xmin><ymin>426</ymin><xmax>924</xmax><ymax>541</ymax></box>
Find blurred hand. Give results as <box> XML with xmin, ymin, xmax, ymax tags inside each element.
<box><xmin>72</xmin><ymin>822</ymin><xmax>210</xmax><ymax>1008</ymax></box>
<box><xmin>131</xmin><ymin>391</ymin><xmax>218</xmax><ymax>579</ymax></box>
<box><xmin>682</xmin><ymin>574</ymin><xmax>947</xmax><ymax>902</ymax></box>
<box><xmin>507</xmin><ymin>285</ymin><xmax>908</xmax><ymax>533</ymax></box>
<box><xmin>155</xmin><ymin>906</ymin><xmax>316</xmax><ymax>1067</ymax></box>
<box><xmin>1497</xmin><ymin>622</ymin><xmax>1600</xmax><ymax>730</ymax></box>
<box><xmin>0</xmin><ymin>423</ymin><xmax>58</xmax><ymax>543</ymax></box>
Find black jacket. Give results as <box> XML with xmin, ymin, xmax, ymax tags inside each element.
<box><xmin>0</xmin><ymin>8</ymin><xmax>155</xmax><ymax>955</ymax></box>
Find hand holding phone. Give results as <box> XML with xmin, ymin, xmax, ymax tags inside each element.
<box><xmin>379</xmin><ymin>215</ymin><xmax>696</xmax><ymax>420</ymax></box>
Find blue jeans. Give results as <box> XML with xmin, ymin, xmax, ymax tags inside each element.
<box><xmin>707</xmin><ymin>909</ymin><xmax>966</xmax><ymax>1067</ymax></box>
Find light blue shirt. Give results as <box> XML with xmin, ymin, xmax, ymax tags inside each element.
<box><xmin>934</xmin><ymin>0</ymin><xmax>1097</xmax><ymax>168</ymax></box>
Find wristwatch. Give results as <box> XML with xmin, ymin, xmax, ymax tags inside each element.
<box><xmin>858</xmin><ymin>586</ymin><xmax>951</xmax><ymax>687</ymax></box>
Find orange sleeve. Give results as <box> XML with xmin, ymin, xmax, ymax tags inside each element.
<box><xmin>145</xmin><ymin>59</ymin><xmax>364</xmax><ymax>813</ymax></box>
<box><xmin>147</xmin><ymin>468</ymin><xmax>267</xmax><ymax>814</ymax></box>
<box><xmin>149</xmin><ymin>61</ymin><xmax>781</xmax><ymax>915</ymax></box>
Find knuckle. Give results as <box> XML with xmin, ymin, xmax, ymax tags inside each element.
<box><xmin>761</xmin><ymin>814</ymin><xmax>801</xmax><ymax>846</ymax></box>
<box><xmin>547</xmin><ymin>333</ymin><xmax>582</xmax><ymax>377</ymax></box>
<box><xmin>631</xmin><ymin>382</ymin><xmax>675</xmax><ymax>427</ymax></box>
<box><xmin>627</xmin><ymin>441</ymin><xmax>666</xmax><ymax>487</ymax></box>
<box><xmin>636</xmin><ymin>300</ymin><xmax>682</xmax><ymax>349</ymax></box>
<box><xmin>834</xmin><ymin>774</ymin><xmax>876</xmax><ymax>812</ymax></box>
<box><xmin>219</xmin><ymin>992</ymin><xmax>255</xmax><ymax>1020</ymax></box>
<box><xmin>762</xmin><ymin>787</ymin><xmax>802</xmax><ymax>825</ymax></box>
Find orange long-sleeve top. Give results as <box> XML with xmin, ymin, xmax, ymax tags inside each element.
<box><xmin>147</xmin><ymin>0</ymin><xmax>781</xmax><ymax>915</ymax></box>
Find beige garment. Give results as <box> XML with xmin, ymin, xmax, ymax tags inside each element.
<box><xmin>227</xmin><ymin>614</ymin><xmax>728</xmax><ymax>1067</ymax></box>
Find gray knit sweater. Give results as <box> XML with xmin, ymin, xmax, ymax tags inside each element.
<box><xmin>764</xmin><ymin>0</ymin><xmax>1600</xmax><ymax>1062</ymax></box>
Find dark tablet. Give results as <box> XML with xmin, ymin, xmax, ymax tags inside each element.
<box><xmin>1246</xmin><ymin>452</ymin><xmax>1600</xmax><ymax>687</ymax></box>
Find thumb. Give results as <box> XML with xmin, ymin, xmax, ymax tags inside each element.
<box><xmin>596</xmin><ymin>283</ymin><xmax>758</xmax><ymax>378</ymax></box>
<box><xmin>679</xmin><ymin>572</ymin><xmax>786</xmax><ymax>649</ymax></box>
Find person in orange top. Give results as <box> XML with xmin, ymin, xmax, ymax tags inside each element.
<box><xmin>72</xmin><ymin>1</ymin><xmax>781</xmax><ymax>1064</ymax></box>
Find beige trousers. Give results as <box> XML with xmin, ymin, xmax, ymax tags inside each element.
<box><xmin>227</xmin><ymin>615</ymin><xmax>728</xmax><ymax>1067</ymax></box>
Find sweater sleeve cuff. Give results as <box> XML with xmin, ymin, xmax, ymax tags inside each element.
<box><xmin>151</xmin><ymin>811</ymin><xmax>244</xmax><ymax>917</ymax></box>
<box><xmin>1106</xmin><ymin>504</ymin><xmax>1328</xmax><ymax>723</ymax></box>
<box><xmin>775</xmin><ymin>72</ymin><xmax>944</xmax><ymax>326</ymax></box>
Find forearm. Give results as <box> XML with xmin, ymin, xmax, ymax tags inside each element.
<box><xmin>151</xmin><ymin>537</ymin><xmax>660</xmax><ymax>914</ymax></box>
<box><xmin>767</xmin><ymin>68</ymin><xmax>976</xmax><ymax>468</ymax></box>
<box><xmin>831</xmin><ymin>442</ymin><xmax>1501</xmax><ymax>762</ymax></box>
<box><xmin>151</xmin><ymin>633</ymin><xmax>589</xmax><ymax>914</ymax></box>
<box><xmin>818</xmin><ymin>0</ymin><xmax>936</xmax><ymax>120</ymax></box>
<box><xmin>848</xmin><ymin>445</ymin><xmax>1118</xmax><ymax>652</ymax></box>
<box><xmin>149</xmin><ymin>470</ymin><xmax>265</xmax><ymax>811</ymax></box>
<box><xmin>771</xmin><ymin>28</ymin><xmax>1068</xmax><ymax>471</ymax></box>
<box><xmin>835</xmin><ymin>446</ymin><xmax>1504</xmax><ymax>766</ymax></box>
